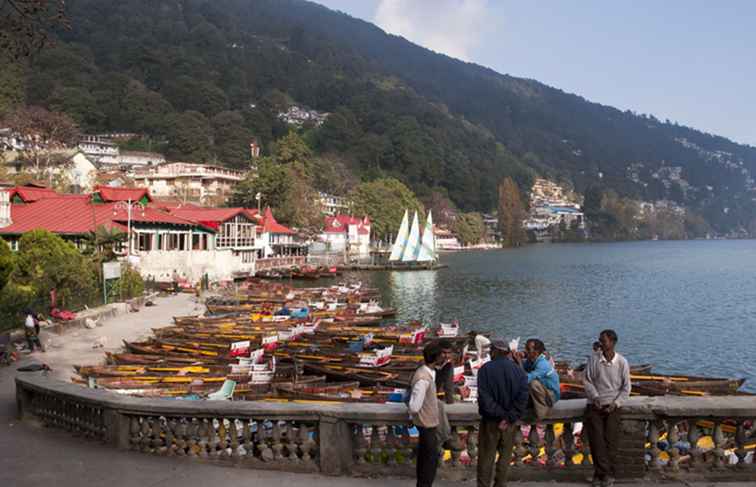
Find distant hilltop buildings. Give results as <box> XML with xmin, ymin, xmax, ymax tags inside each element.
<box><xmin>277</xmin><ymin>105</ymin><xmax>329</xmax><ymax>127</ymax></box>
<box><xmin>525</xmin><ymin>178</ymin><xmax>585</xmax><ymax>241</ymax></box>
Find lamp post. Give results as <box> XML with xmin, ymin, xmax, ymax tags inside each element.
<box><xmin>255</xmin><ymin>192</ymin><xmax>262</xmax><ymax>213</ymax></box>
<box><xmin>113</xmin><ymin>199</ymin><xmax>145</xmax><ymax>258</ymax></box>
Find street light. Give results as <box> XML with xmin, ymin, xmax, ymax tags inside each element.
<box><xmin>255</xmin><ymin>192</ymin><xmax>262</xmax><ymax>213</ymax></box>
<box><xmin>113</xmin><ymin>199</ymin><xmax>145</xmax><ymax>258</ymax></box>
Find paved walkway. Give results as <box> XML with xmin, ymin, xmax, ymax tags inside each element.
<box><xmin>0</xmin><ymin>295</ymin><xmax>751</xmax><ymax>486</ymax></box>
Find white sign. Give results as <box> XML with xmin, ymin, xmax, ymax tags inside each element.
<box><xmin>103</xmin><ymin>262</ymin><xmax>121</xmax><ymax>280</ymax></box>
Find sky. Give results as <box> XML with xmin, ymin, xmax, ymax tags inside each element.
<box><xmin>314</xmin><ymin>0</ymin><xmax>755</xmax><ymax>146</ymax></box>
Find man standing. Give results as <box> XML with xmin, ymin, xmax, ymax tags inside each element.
<box><xmin>513</xmin><ymin>338</ymin><xmax>560</xmax><ymax>420</ymax></box>
<box><xmin>408</xmin><ymin>342</ymin><xmax>444</xmax><ymax>487</ymax></box>
<box><xmin>23</xmin><ymin>310</ymin><xmax>45</xmax><ymax>353</ymax></box>
<box><xmin>434</xmin><ymin>339</ymin><xmax>456</xmax><ymax>448</ymax></box>
<box><xmin>583</xmin><ymin>329</ymin><xmax>631</xmax><ymax>487</ymax></box>
<box><xmin>477</xmin><ymin>340</ymin><xmax>529</xmax><ymax>487</ymax></box>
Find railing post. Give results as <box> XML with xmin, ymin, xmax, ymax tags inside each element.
<box><xmin>107</xmin><ymin>410</ymin><xmax>132</xmax><ymax>450</ymax></box>
<box><xmin>319</xmin><ymin>417</ymin><xmax>354</xmax><ymax>475</ymax></box>
<box><xmin>615</xmin><ymin>416</ymin><xmax>646</xmax><ymax>479</ymax></box>
<box><xmin>15</xmin><ymin>380</ymin><xmax>33</xmax><ymax>421</ymax></box>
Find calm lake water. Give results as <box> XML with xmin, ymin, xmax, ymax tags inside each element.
<box><xmin>337</xmin><ymin>240</ymin><xmax>756</xmax><ymax>391</ymax></box>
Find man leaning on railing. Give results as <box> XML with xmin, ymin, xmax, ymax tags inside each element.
<box><xmin>583</xmin><ymin>329</ymin><xmax>631</xmax><ymax>487</ymax></box>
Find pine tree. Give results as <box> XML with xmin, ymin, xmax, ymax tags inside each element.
<box><xmin>498</xmin><ymin>177</ymin><xmax>527</xmax><ymax>247</ymax></box>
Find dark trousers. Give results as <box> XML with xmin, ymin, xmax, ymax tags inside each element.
<box><xmin>477</xmin><ymin>419</ymin><xmax>516</xmax><ymax>487</ymax></box>
<box><xmin>417</xmin><ymin>426</ymin><xmax>439</xmax><ymax>487</ymax></box>
<box><xmin>585</xmin><ymin>405</ymin><xmax>620</xmax><ymax>479</ymax></box>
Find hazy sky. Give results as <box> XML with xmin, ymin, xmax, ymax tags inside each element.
<box><xmin>314</xmin><ymin>0</ymin><xmax>755</xmax><ymax>146</ymax></box>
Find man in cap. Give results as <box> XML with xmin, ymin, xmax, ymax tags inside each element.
<box><xmin>512</xmin><ymin>338</ymin><xmax>560</xmax><ymax>420</ymax></box>
<box><xmin>476</xmin><ymin>340</ymin><xmax>529</xmax><ymax>487</ymax></box>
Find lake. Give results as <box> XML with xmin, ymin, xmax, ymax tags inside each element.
<box><xmin>339</xmin><ymin>240</ymin><xmax>756</xmax><ymax>391</ymax></box>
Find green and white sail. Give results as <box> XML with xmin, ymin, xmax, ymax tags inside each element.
<box><xmin>388</xmin><ymin>210</ymin><xmax>409</xmax><ymax>262</ymax></box>
<box><xmin>416</xmin><ymin>210</ymin><xmax>436</xmax><ymax>262</ymax></box>
<box><xmin>401</xmin><ymin>211</ymin><xmax>421</xmax><ymax>262</ymax></box>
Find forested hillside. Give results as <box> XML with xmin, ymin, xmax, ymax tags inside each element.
<box><xmin>3</xmin><ymin>0</ymin><xmax>756</xmax><ymax>232</ymax></box>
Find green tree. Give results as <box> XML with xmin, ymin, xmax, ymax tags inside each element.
<box><xmin>498</xmin><ymin>177</ymin><xmax>527</xmax><ymax>247</ymax></box>
<box><xmin>350</xmin><ymin>178</ymin><xmax>423</xmax><ymax>241</ymax></box>
<box><xmin>167</xmin><ymin>111</ymin><xmax>212</xmax><ymax>161</ymax></box>
<box><xmin>274</xmin><ymin>131</ymin><xmax>313</xmax><ymax>167</ymax></box>
<box><xmin>230</xmin><ymin>157</ymin><xmax>291</xmax><ymax>212</ymax></box>
<box><xmin>0</xmin><ymin>61</ymin><xmax>25</xmax><ymax>116</ymax></box>
<box><xmin>212</xmin><ymin>110</ymin><xmax>253</xmax><ymax>169</ymax></box>
<box><xmin>0</xmin><ymin>238</ymin><xmax>15</xmax><ymax>290</ymax></box>
<box><xmin>453</xmin><ymin>212</ymin><xmax>485</xmax><ymax>246</ymax></box>
<box><xmin>11</xmin><ymin>229</ymin><xmax>97</xmax><ymax>310</ymax></box>
<box><xmin>311</xmin><ymin>155</ymin><xmax>358</xmax><ymax>196</ymax></box>
<box><xmin>0</xmin><ymin>0</ymin><xmax>69</xmax><ymax>60</ymax></box>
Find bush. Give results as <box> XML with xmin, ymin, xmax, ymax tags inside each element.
<box><xmin>12</xmin><ymin>230</ymin><xmax>98</xmax><ymax>311</ymax></box>
<box><xmin>108</xmin><ymin>265</ymin><xmax>145</xmax><ymax>301</ymax></box>
<box><xmin>0</xmin><ymin>282</ymin><xmax>36</xmax><ymax>333</ymax></box>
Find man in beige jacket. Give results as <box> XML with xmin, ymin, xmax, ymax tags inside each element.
<box><xmin>408</xmin><ymin>342</ymin><xmax>445</xmax><ymax>487</ymax></box>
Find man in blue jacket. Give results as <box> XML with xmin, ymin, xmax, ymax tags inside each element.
<box><xmin>476</xmin><ymin>340</ymin><xmax>529</xmax><ymax>487</ymax></box>
<box><xmin>514</xmin><ymin>338</ymin><xmax>560</xmax><ymax>420</ymax></box>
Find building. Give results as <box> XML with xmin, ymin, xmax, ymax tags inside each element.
<box><xmin>434</xmin><ymin>226</ymin><xmax>462</xmax><ymax>250</ymax></box>
<box><xmin>119</xmin><ymin>151</ymin><xmax>165</xmax><ymax>168</ymax></box>
<box><xmin>320</xmin><ymin>214</ymin><xmax>371</xmax><ymax>258</ymax></box>
<box><xmin>0</xmin><ymin>185</ymin><xmax>299</xmax><ymax>283</ymax></box>
<box><xmin>278</xmin><ymin>106</ymin><xmax>329</xmax><ymax>127</ymax></box>
<box><xmin>318</xmin><ymin>192</ymin><xmax>351</xmax><ymax>216</ymax></box>
<box><xmin>78</xmin><ymin>135</ymin><xmax>120</xmax><ymax>165</ymax></box>
<box><xmin>131</xmin><ymin>162</ymin><xmax>245</xmax><ymax>205</ymax></box>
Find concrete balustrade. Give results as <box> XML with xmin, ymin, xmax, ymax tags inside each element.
<box><xmin>15</xmin><ymin>373</ymin><xmax>756</xmax><ymax>482</ymax></box>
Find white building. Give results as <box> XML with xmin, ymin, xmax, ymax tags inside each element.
<box><xmin>320</xmin><ymin>214</ymin><xmax>371</xmax><ymax>257</ymax></box>
<box><xmin>131</xmin><ymin>162</ymin><xmax>245</xmax><ymax>205</ymax></box>
<box><xmin>119</xmin><ymin>151</ymin><xmax>165</xmax><ymax>168</ymax></box>
<box><xmin>319</xmin><ymin>192</ymin><xmax>351</xmax><ymax>216</ymax></box>
<box><xmin>78</xmin><ymin>135</ymin><xmax>120</xmax><ymax>165</ymax></box>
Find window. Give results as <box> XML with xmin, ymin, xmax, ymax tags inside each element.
<box><xmin>238</xmin><ymin>250</ymin><xmax>256</xmax><ymax>264</ymax></box>
<box><xmin>192</xmin><ymin>233</ymin><xmax>208</xmax><ymax>250</ymax></box>
<box><xmin>137</xmin><ymin>233</ymin><xmax>153</xmax><ymax>252</ymax></box>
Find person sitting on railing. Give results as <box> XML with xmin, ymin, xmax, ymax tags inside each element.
<box><xmin>512</xmin><ymin>338</ymin><xmax>560</xmax><ymax>420</ymax></box>
<box><xmin>476</xmin><ymin>340</ymin><xmax>528</xmax><ymax>487</ymax></box>
<box><xmin>583</xmin><ymin>329</ymin><xmax>631</xmax><ymax>487</ymax></box>
<box><xmin>408</xmin><ymin>342</ymin><xmax>446</xmax><ymax>487</ymax></box>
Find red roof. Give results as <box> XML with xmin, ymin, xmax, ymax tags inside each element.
<box><xmin>93</xmin><ymin>185</ymin><xmax>152</xmax><ymax>202</ymax></box>
<box><xmin>8</xmin><ymin>186</ymin><xmax>59</xmax><ymax>203</ymax></box>
<box><xmin>0</xmin><ymin>197</ymin><xmax>211</xmax><ymax>235</ymax></box>
<box><xmin>261</xmin><ymin>207</ymin><xmax>293</xmax><ymax>234</ymax></box>
<box><xmin>324</xmin><ymin>214</ymin><xmax>371</xmax><ymax>235</ymax></box>
<box><xmin>167</xmin><ymin>207</ymin><xmax>261</xmax><ymax>231</ymax></box>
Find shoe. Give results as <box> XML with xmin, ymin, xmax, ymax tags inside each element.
<box><xmin>601</xmin><ymin>477</ymin><xmax>615</xmax><ymax>487</ymax></box>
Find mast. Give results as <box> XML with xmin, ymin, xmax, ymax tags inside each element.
<box><xmin>401</xmin><ymin>211</ymin><xmax>421</xmax><ymax>262</ymax></box>
<box><xmin>388</xmin><ymin>209</ymin><xmax>409</xmax><ymax>262</ymax></box>
<box><xmin>416</xmin><ymin>210</ymin><xmax>436</xmax><ymax>262</ymax></box>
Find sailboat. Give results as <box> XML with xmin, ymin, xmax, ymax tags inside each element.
<box><xmin>388</xmin><ymin>210</ymin><xmax>439</xmax><ymax>269</ymax></box>
<box><xmin>389</xmin><ymin>210</ymin><xmax>409</xmax><ymax>261</ymax></box>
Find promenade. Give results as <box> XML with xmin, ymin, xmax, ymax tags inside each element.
<box><xmin>0</xmin><ymin>294</ymin><xmax>751</xmax><ymax>487</ymax></box>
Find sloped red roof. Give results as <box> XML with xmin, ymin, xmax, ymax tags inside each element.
<box><xmin>8</xmin><ymin>186</ymin><xmax>59</xmax><ymax>203</ymax></box>
<box><xmin>0</xmin><ymin>197</ymin><xmax>211</xmax><ymax>235</ymax></box>
<box><xmin>261</xmin><ymin>207</ymin><xmax>293</xmax><ymax>234</ymax></box>
<box><xmin>324</xmin><ymin>214</ymin><xmax>370</xmax><ymax>235</ymax></box>
<box><xmin>93</xmin><ymin>185</ymin><xmax>152</xmax><ymax>202</ymax></box>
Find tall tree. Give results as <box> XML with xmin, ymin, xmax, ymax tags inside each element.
<box><xmin>350</xmin><ymin>178</ymin><xmax>423</xmax><ymax>241</ymax></box>
<box><xmin>167</xmin><ymin>111</ymin><xmax>212</xmax><ymax>162</ymax></box>
<box><xmin>498</xmin><ymin>177</ymin><xmax>527</xmax><ymax>247</ymax></box>
<box><xmin>453</xmin><ymin>212</ymin><xmax>485</xmax><ymax>246</ymax></box>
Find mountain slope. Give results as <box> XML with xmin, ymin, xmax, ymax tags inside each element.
<box><xmin>12</xmin><ymin>0</ymin><xmax>756</xmax><ymax>231</ymax></box>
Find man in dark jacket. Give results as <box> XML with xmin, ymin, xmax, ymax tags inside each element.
<box><xmin>477</xmin><ymin>340</ymin><xmax>529</xmax><ymax>487</ymax></box>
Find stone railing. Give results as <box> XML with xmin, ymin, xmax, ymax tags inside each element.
<box><xmin>15</xmin><ymin>373</ymin><xmax>756</xmax><ymax>481</ymax></box>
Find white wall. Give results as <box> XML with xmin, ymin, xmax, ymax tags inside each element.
<box><xmin>133</xmin><ymin>249</ymin><xmax>256</xmax><ymax>283</ymax></box>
